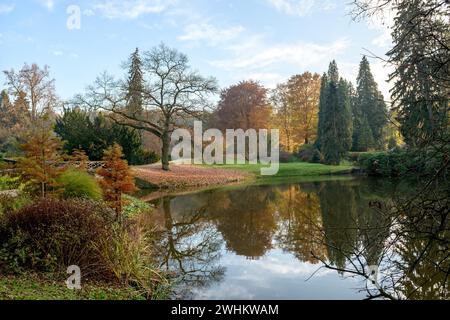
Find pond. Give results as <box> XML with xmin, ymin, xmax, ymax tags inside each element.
<box><xmin>146</xmin><ymin>177</ymin><xmax>448</xmax><ymax>300</ymax></box>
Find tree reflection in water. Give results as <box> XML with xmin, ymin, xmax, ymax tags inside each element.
<box><xmin>149</xmin><ymin>178</ymin><xmax>449</xmax><ymax>300</ymax></box>
<box><xmin>307</xmin><ymin>179</ymin><xmax>449</xmax><ymax>300</ymax></box>
<box><xmin>273</xmin><ymin>184</ymin><xmax>327</xmax><ymax>263</ymax></box>
<box><xmin>208</xmin><ymin>186</ymin><xmax>277</xmax><ymax>259</ymax></box>
<box><xmin>153</xmin><ymin>196</ymin><xmax>225</xmax><ymax>297</ymax></box>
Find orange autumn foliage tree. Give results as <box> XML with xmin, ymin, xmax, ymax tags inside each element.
<box><xmin>287</xmin><ymin>72</ymin><xmax>321</xmax><ymax>146</ymax></box>
<box><xmin>97</xmin><ymin>143</ymin><xmax>136</xmax><ymax>220</ymax></box>
<box><xmin>213</xmin><ymin>80</ymin><xmax>272</xmax><ymax>131</ymax></box>
<box><xmin>70</xmin><ymin>148</ymin><xmax>89</xmax><ymax>171</ymax></box>
<box><xmin>272</xmin><ymin>72</ymin><xmax>321</xmax><ymax>152</ymax></box>
<box><xmin>18</xmin><ymin>117</ymin><xmax>64</xmax><ymax>197</ymax></box>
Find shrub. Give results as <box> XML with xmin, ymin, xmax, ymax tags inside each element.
<box><xmin>122</xmin><ymin>195</ymin><xmax>153</xmax><ymax>218</ymax></box>
<box><xmin>298</xmin><ymin>144</ymin><xmax>322</xmax><ymax>163</ymax></box>
<box><xmin>0</xmin><ymin>198</ymin><xmax>115</xmax><ymax>274</ymax></box>
<box><xmin>279</xmin><ymin>151</ymin><xmax>298</xmax><ymax>163</ymax></box>
<box><xmin>0</xmin><ymin>175</ymin><xmax>21</xmax><ymax>191</ymax></box>
<box><xmin>347</xmin><ymin>152</ymin><xmax>361</xmax><ymax>163</ymax></box>
<box><xmin>0</xmin><ymin>197</ymin><xmax>164</xmax><ymax>297</ymax></box>
<box><xmin>0</xmin><ymin>193</ymin><xmax>31</xmax><ymax>216</ymax></box>
<box><xmin>94</xmin><ymin>223</ymin><xmax>153</xmax><ymax>288</ymax></box>
<box><xmin>132</xmin><ymin>149</ymin><xmax>160</xmax><ymax>165</ymax></box>
<box><xmin>357</xmin><ymin>150</ymin><xmax>420</xmax><ymax>177</ymax></box>
<box><xmin>57</xmin><ymin>169</ymin><xmax>102</xmax><ymax>200</ymax></box>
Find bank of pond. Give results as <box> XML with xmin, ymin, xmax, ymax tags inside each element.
<box><xmin>0</xmin><ymin>163</ymin><xmax>448</xmax><ymax>300</ymax></box>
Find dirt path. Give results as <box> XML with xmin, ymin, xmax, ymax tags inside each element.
<box><xmin>132</xmin><ymin>163</ymin><xmax>251</xmax><ymax>191</ymax></box>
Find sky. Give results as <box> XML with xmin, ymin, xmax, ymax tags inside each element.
<box><xmin>0</xmin><ymin>0</ymin><xmax>394</xmax><ymax>100</ymax></box>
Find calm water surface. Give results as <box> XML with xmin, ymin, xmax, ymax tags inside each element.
<box><xmin>146</xmin><ymin>177</ymin><xmax>444</xmax><ymax>299</ymax></box>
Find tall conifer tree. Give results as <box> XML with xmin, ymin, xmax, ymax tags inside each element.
<box><xmin>387</xmin><ymin>0</ymin><xmax>449</xmax><ymax>146</ymax></box>
<box><xmin>316</xmin><ymin>61</ymin><xmax>353</xmax><ymax>165</ymax></box>
<box><xmin>353</xmin><ymin>56</ymin><xmax>387</xmax><ymax>151</ymax></box>
<box><xmin>315</xmin><ymin>73</ymin><xmax>328</xmax><ymax>150</ymax></box>
<box><xmin>125</xmin><ymin>48</ymin><xmax>144</xmax><ymax>116</ymax></box>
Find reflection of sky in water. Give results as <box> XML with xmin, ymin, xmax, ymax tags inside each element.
<box><xmin>152</xmin><ymin>178</ymin><xmax>405</xmax><ymax>300</ymax></box>
<box><xmin>190</xmin><ymin>248</ymin><xmax>366</xmax><ymax>300</ymax></box>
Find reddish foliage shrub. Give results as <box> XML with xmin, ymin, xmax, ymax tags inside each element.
<box><xmin>0</xmin><ymin>198</ymin><xmax>115</xmax><ymax>276</ymax></box>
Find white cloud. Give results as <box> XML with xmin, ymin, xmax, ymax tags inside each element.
<box><xmin>209</xmin><ymin>35</ymin><xmax>349</xmax><ymax>89</ymax></box>
<box><xmin>365</xmin><ymin>4</ymin><xmax>395</xmax><ymax>48</ymax></box>
<box><xmin>0</xmin><ymin>3</ymin><xmax>14</xmax><ymax>14</ymax></box>
<box><xmin>52</xmin><ymin>50</ymin><xmax>63</xmax><ymax>56</ymax></box>
<box><xmin>92</xmin><ymin>0</ymin><xmax>175</xmax><ymax>20</ymax></box>
<box><xmin>372</xmin><ymin>30</ymin><xmax>391</xmax><ymax>48</ymax></box>
<box><xmin>37</xmin><ymin>0</ymin><xmax>54</xmax><ymax>10</ymax></box>
<box><xmin>211</xmin><ymin>38</ymin><xmax>349</xmax><ymax>72</ymax></box>
<box><xmin>243</xmin><ymin>72</ymin><xmax>286</xmax><ymax>86</ymax></box>
<box><xmin>83</xmin><ymin>9</ymin><xmax>95</xmax><ymax>16</ymax></box>
<box><xmin>266</xmin><ymin>0</ymin><xmax>335</xmax><ymax>16</ymax></box>
<box><xmin>370</xmin><ymin>60</ymin><xmax>394</xmax><ymax>101</ymax></box>
<box><xmin>367</xmin><ymin>17</ymin><xmax>393</xmax><ymax>48</ymax></box>
<box><xmin>178</xmin><ymin>23</ymin><xmax>245</xmax><ymax>46</ymax></box>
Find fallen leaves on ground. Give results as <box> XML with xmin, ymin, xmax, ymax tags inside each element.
<box><xmin>132</xmin><ymin>163</ymin><xmax>250</xmax><ymax>190</ymax></box>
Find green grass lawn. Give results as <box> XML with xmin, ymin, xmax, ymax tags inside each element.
<box><xmin>208</xmin><ymin>162</ymin><xmax>355</xmax><ymax>178</ymax></box>
<box><xmin>0</xmin><ymin>273</ymin><xmax>145</xmax><ymax>300</ymax></box>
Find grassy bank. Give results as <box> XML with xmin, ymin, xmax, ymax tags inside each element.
<box><xmin>133</xmin><ymin>162</ymin><xmax>356</xmax><ymax>196</ymax></box>
<box><xmin>0</xmin><ymin>273</ymin><xmax>145</xmax><ymax>300</ymax></box>
<box><xmin>207</xmin><ymin>162</ymin><xmax>355</xmax><ymax>178</ymax></box>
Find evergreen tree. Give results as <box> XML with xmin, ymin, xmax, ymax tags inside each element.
<box><xmin>317</xmin><ymin>61</ymin><xmax>353</xmax><ymax>165</ymax></box>
<box><xmin>352</xmin><ymin>56</ymin><xmax>387</xmax><ymax>151</ymax></box>
<box><xmin>355</xmin><ymin>115</ymin><xmax>374</xmax><ymax>151</ymax></box>
<box><xmin>125</xmin><ymin>48</ymin><xmax>144</xmax><ymax>116</ymax></box>
<box><xmin>0</xmin><ymin>90</ymin><xmax>12</xmax><ymax>127</ymax></box>
<box><xmin>315</xmin><ymin>73</ymin><xmax>328</xmax><ymax>150</ymax></box>
<box><xmin>338</xmin><ymin>78</ymin><xmax>354</xmax><ymax>152</ymax></box>
<box><xmin>387</xmin><ymin>0</ymin><xmax>449</xmax><ymax>146</ymax></box>
<box><xmin>55</xmin><ymin>109</ymin><xmax>144</xmax><ymax>164</ymax></box>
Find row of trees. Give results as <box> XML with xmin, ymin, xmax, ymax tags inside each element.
<box><xmin>0</xmin><ymin>61</ymin><xmax>159</xmax><ymax>165</ymax></box>
<box><xmin>316</xmin><ymin>61</ymin><xmax>353</xmax><ymax>165</ymax></box>
<box><xmin>212</xmin><ymin>57</ymin><xmax>389</xmax><ymax>165</ymax></box>
<box><xmin>315</xmin><ymin>58</ymin><xmax>388</xmax><ymax>164</ymax></box>
<box><xmin>1</xmin><ymin>46</ymin><xmax>392</xmax><ymax>169</ymax></box>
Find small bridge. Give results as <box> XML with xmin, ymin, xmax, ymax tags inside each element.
<box><xmin>1</xmin><ymin>158</ymin><xmax>105</xmax><ymax>172</ymax></box>
<box><xmin>57</xmin><ymin>161</ymin><xmax>106</xmax><ymax>171</ymax></box>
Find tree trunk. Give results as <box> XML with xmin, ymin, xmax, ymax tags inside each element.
<box><xmin>161</xmin><ymin>130</ymin><xmax>170</xmax><ymax>171</ymax></box>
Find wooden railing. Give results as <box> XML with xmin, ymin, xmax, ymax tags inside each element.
<box><xmin>1</xmin><ymin>159</ymin><xmax>105</xmax><ymax>173</ymax></box>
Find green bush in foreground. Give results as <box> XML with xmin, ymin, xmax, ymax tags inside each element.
<box><xmin>0</xmin><ymin>175</ymin><xmax>22</xmax><ymax>191</ymax></box>
<box><xmin>57</xmin><ymin>169</ymin><xmax>102</xmax><ymax>200</ymax></box>
<box><xmin>122</xmin><ymin>194</ymin><xmax>153</xmax><ymax>218</ymax></box>
<box><xmin>357</xmin><ymin>150</ymin><xmax>411</xmax><ymax>177</ymax></box>
<box><xmin>357</xmin><ymin>145</ymin><xmax>449</xmax><ymax>177</ymax></box>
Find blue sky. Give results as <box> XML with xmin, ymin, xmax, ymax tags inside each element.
<box><xmin>0</xmin><ymin>0</ymin><xmax>394</xmax><ymax>100</ymax></box>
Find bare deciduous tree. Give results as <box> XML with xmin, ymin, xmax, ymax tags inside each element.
<box><xmin>3</xmin><ymin>63</ymin><xmax>57</xmax><ymax>123</ymax></box>
<box><xmin>76</xmin><ymin>43</ymin><xmax>218</xmax><ymax>171</ymax></box>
